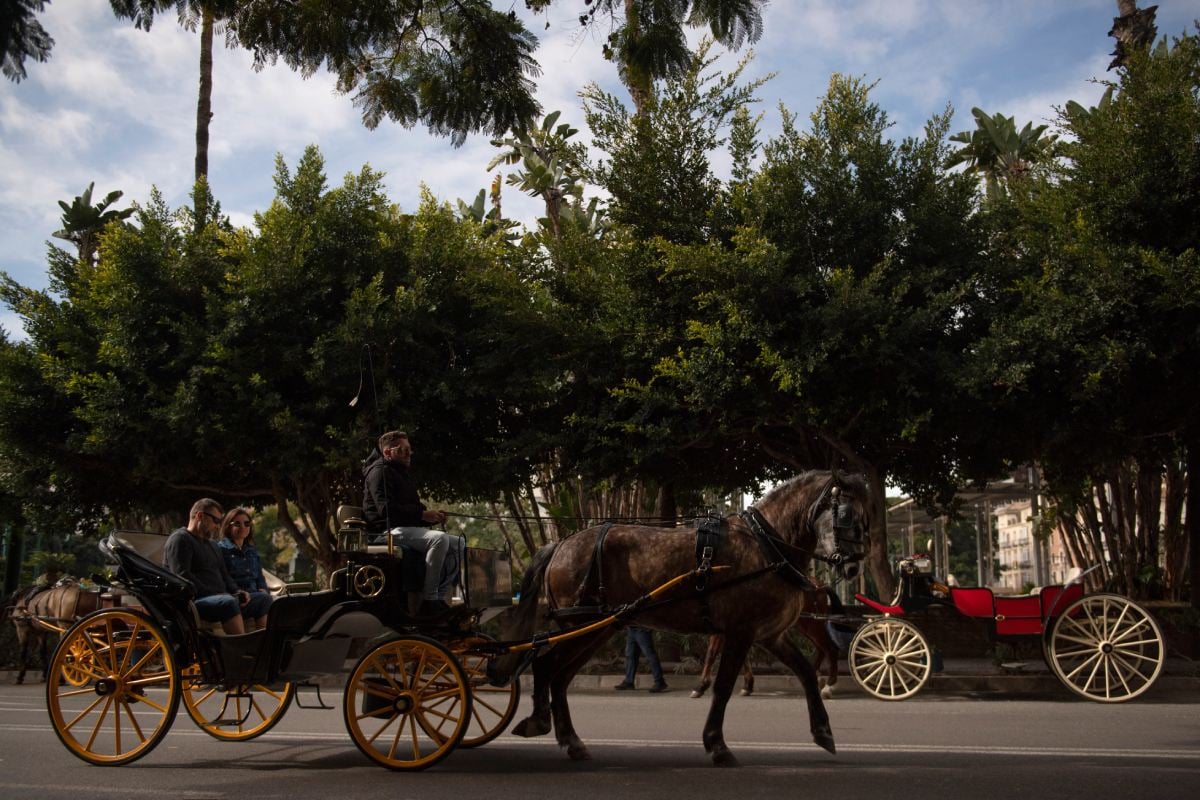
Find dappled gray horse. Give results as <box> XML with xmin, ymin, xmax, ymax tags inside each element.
<box><xmin>499</xmin><ymin>470</ymin><xmax>869</xmax><ymax>767</ymax></box>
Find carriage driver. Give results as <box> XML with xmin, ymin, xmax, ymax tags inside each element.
<box><xmin>362</xmin><ymin>430</ymin><xmax>462</xmax><ymax>616</ymax></box>
<box><xmin>164</xmin><ymin>498</ymin><xmax>251</xmax><ymax>635</ymax></box>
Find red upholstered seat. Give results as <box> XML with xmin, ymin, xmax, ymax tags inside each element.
<box><xmin>854</xmin><ymin>593</ymin><xmax>904</xmax><ymax>616</ymax></box>
<box><xmin>950</xmin><ymin>587</ymin><xmax>994</xmax><ymax>618</ymax></box>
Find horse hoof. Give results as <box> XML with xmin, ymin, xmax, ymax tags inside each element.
<box><xmin>740</xmin><ymin>688</ymin><xmax>753</xmax><ymax>697</ymax></box>
<box><xmin>690</xmin><ymin>689</ymin><xmax>704</xmax><ymax>699</ymax></box>
<box><xmin>821</xmin><ymin>685</ymin><xmax>833</xmax><ymax>700</ymax></box>
<box><xmin>511</xmin><ymin>717</ymin><xmax>551</xmax><ymax>738</ymax></box>
<box><xmin>566</xmin><ymin>743</ymin><xmax>592</xmax><ymax>761</ymax></box>
<box><xmin>712</xmin><ymin>749</ymin><xmax>740</xmax><ymax>768</ymax></box>
<box><xmin>813</xmin><ymin>727</ymin><xmax>837</xmax><ymax>755</ymax></box>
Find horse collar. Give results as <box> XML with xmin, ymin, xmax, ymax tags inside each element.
<box><xmin>740</xmin><ymin>508</ymin><xmax>814</xmax><ymax>590</ymax></box>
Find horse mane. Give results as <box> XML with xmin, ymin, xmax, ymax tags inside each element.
<box><xmin>755</xmin><ymin>470</ymin><xmax>871</xmax><ymax>544</ymax></box>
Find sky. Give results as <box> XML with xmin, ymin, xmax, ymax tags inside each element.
<box><xmin>2</xmin><ymin>0</ymin><xmax>1197</xmax><ymax>338</ymax></box>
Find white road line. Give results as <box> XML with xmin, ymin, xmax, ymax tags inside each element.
<box><xmin>8</xmin><ymin>725</ymin><xmax>1199</xmax><ymax>761</ymax></box>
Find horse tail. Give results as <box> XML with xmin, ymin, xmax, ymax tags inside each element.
<box><xmin>489</xmin><ymin>542</ymin><xmax>558</xmax><ymax>683</ymax></box>
<box><xmin>511</xmin><ymin>541</ymin><xmax>558</xmax><ymax>641</ymax></box>
<box><xmin>1</xmin><ymin>587</ymin><xmax>26</xmax><ymax>622</ymax></box>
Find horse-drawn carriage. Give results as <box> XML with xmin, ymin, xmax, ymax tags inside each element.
<box><xmin>45</xmin><ymin>508</ymin><xmax>520</xmax><ymax>770</ymax></box>
<box><xmin>846</xmin><ymin>555</ymin><xmax>1166</xmax><ymax>702</ymax></box>
<box><xmin>45</xmin><ymin>471</ymin><xmax>874</xmax><ymax>770</ymax></box>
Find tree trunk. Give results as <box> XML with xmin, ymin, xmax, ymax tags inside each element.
<box><xmin>1187</xmin><ymin>437</ymin><xmax>1200</xmax><ymax>610</ymax></box>
<box><xmin>655</xmin><ymin>482</ymin><xmax>677</xmax><ymax>528</ymax></box>
<box><xmin>865</xmin><ymin>465</ymin><xmax>895</xmax><ymax>600</ymax></box>
<box><xmin>1163</xmin><ymin>454</ymin><xmax>1186</xmax><ymax>600</ymax></box>
<box><xmin>622</xmin><ymin>0</ymin><xmax>653</xmax><ymax>116</ymax></box>
<box><xmin>195</xmin><ymin>7</ymin><xmax>214</xmax><ymax>182</ymax></box>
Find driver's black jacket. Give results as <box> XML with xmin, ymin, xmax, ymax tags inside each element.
<box><xmin>362</xmin><ymin>447</ymin><xmax>426</xmax><ymax>533</ymax></box>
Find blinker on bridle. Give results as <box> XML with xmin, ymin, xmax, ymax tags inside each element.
<box><xmin>810</xmin><ymin>482</ymin><xmax>867</xmax><ymax>574</ymax></box>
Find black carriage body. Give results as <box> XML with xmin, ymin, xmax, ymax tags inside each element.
<box><xmin>102</xmin><ymin>525</ymin><xmax>514</xmax><ymax>687</ymax></box>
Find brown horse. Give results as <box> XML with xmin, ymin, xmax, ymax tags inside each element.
<box><xmin>500</xmin><ymin>470</ymin><xmax>869</xmax><ymax>767</ymax></box>
<box><xmin>691</xmin><ymin>585</ymin><xmax>842</xmax><ymax>700</ymax></box>
<box><xmin>4</xmin><ymin>579</ymin><xmax>102</xmax><ymax>684</ymax></box>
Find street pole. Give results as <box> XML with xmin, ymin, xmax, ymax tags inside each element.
<box><xmin>1029</xmin><ymin>465</ymin><xmax>1048</xmax><ymax>585</ymax></box>
<box><xmin>976</xmin><ymin>503</ymin><xmax>985</xmax><ymax>586</ymax></box>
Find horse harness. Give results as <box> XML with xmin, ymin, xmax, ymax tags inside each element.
<box><xmin>548</xmin><ymin>495</ymin><xmax>845</xmax><ymax>631</ymax></box>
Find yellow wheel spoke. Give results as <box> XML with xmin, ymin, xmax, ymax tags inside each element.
<box><xmin>126</xmin><ymin>642</ymin><xmax>164</xmax><ymax>677</ymax></box>
<box><xmin>127</xmin><ymin>672</ymin><xmax>173</xmax><ymax>688</ymax></box>
<box><xmin>472</xmin><ymin>694</ymin><xmax>504</xmax><ymax>717</ymax></box>
<box><xmin>117</xmin><ymin>621</ymin><xmax>141</xmax><ymax>674</ymax></box>
<box><xmin>416</xmin><ymin>708</ymin><xmax>451</xmax><ymax>737</ymax></box>
<box><xmin>365</xmin><ymin>712</ymin><xmax>399</xmax><ymax>744</ymax></box>
<box><xmin>120</xmin><ymin>697</ymin><xmax>147</xmax><ymax>742</ymax></box>
<box><xmin>84</xmin><ymin>696</ymin><xmax>113</xmax><ymax>752</ymax></box>
<box><xmin>133</xmin><ymin>693</ymin><xmax>170</xmax><ymax>714</ymax></box>
<box><xmin>64</xmin><ymin>694</ymin><xmax>107</xmax><ymax>732</ymax></box>
<box><xmin>419</xmin><ymin>686</ymin><xmax>465</xmax><ymax>703</ymax></box>
<box><xmin>414</xmin><ymin>659</ymin><xmax>451</xmax><ymax>692</ymax></box>
<box><xmin>193</xmin><ymin>686</ymin><xmax>219</xmax><ymax>705</ymax></box>
<box><xmin>409</xmin><ymin>714</ymin><xmax>421</xmax><ymax>761</ymax></box>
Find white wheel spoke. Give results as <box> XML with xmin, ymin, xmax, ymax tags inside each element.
<box><xmin>1062</xmin><ymin>650</ymin><xmax>1102</xmax><ymax>681</ymax></box>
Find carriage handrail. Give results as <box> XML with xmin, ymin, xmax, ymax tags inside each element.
<box><xmin>1042</xmin><ymin>563</ymin><xmax>1103</xmax><ymax>620</ymax></box>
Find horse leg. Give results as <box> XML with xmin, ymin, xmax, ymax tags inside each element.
<box><xmin>808</xmin><ymin>624</ymin><xmax>839</xmax><ymax>699</ymax></box>
<box><xmin>740</xmin><ymin>657</ymin><xmax>754</xmax><ymax>696</ymax></box>
<box><xmin>39</xmin><ymin>630</ymin><xmax>51</xmax><ymax>682</ymax></box>
<box><xmin>702</xmin><ymin>631</ymin><xmax>753</xmax><ymax>767</ymax></box>
<box><xmin>763</xmin><ymin>635</ymin><xmax>836</xmax><ymax>754</ymax></box>
<box><xmin>511</xmin><ymin>650</ymin><xmax>554</xmax><ymax>738</ymax></box>
<box><xmin>15</xmin><ymin>624</ymin><xmax>28</xmax><ymax>685</ymax></box>
<box><xmin>691</xmin><ymin>634</ymin><xmax>722</xmax><ymax>698</ymax></box>
<box><xmin>548</xmin><ymin>630</ymin><xmax>614</xmax><ymax>761</ymax></box>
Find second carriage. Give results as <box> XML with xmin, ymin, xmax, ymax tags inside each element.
<box><xmin>844</xmin><ymin>555</ymin><xmax>1166</xmax><ymax>702</ymax></box>
<box><xmin>46</xmin><ymin>506</ymin><xmax>521</xmax><ymax>771</ymax></box>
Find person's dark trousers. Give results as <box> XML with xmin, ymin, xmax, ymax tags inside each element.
<box><xmin>623</xmin><ymin>626</ymin><xmax>665</xmax><ymax>685</ymax></box>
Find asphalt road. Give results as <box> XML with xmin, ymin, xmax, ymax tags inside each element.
<box><xmin>2</xmin><ymin>681</ymin><xmax>1198</xmax><ymax>800</ymax></box>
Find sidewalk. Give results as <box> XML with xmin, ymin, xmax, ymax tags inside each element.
<box><xmin>559</xmin><ymin>657</ymin><xmax>1200</xmax><ymax>700</ymax></box>
<box><xmin>5</xmin><ymin>658</ymin><xmax>1196</xmax><ymax>701</ymax></box>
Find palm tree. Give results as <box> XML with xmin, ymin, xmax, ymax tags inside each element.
<box><xmin>1109</xmin><ymin>0</ymin><xmax>1158</xmax><ymax>70</ymax></box>
<box><xmin>110</xmin><ymin>1</ymin><xmax>241</xmax><ymax>182</ymax></box>
<box><xmin>487</xmin><ymin>111</ymin><xmax>592</xmax><ymax>239</ymax></box>
<box><xmin>1</xmin><ymin>0</ymin><xmax>54</xmax><ymax>82</ymax></box>
<box><xmin>542</xmin><ymin>0</ymin><xmax>768</xmax><ymax>117</ymax></box>
<box><xmin>53</xmin><ymin>183</ymin><xmax>135</xmax><ymax>264</ymax></box>
<box><xmin>946</xmin><ymin>107</ymin><xmax>1058</xmax><ymax>202</ymax></box>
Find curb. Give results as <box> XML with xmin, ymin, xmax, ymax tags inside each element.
<box><xmin>557</xmin><ymin>668</ymin><xmax>1200</xmax><ymax>701</ymax></box>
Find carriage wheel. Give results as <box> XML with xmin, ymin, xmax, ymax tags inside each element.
<box><xmin>59</xmin><ymin>636</ymin><xmax>95</xmax><ymax>688</ymax></box>
<box><xmin>446</xmin><ymin>634</ymin><xmax>520</xmax><ymax>748</ymax></box>
<box><xmin>343</xmin><ymin>635</ymin><xmax>472</xmax><ymax>770</ymax></box>
<box><xmin>181</xmin><ymin>664</ymin><xmax>295</xmax><ymax>741</ymax></box>
<box><xmin>46</xmin><ymin>609</ymin><xmax>180</xmax><ymax>765</ymax></box>
<box><xmin>1046</xmin><ymin>593</ymin><xmax>1164</xmax><ymax>702</ymax></box>
<box><xmin>848</xmin><ymin>617</ymin><xmax>931</xmax><ymax>700</ymax></box>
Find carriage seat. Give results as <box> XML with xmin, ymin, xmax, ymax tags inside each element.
<box><xmin>110</xmin><ymin>532</ymin><xmax>243</xmax><ymax>635</ymax></box>
<box><xmin>336</xmin><ymin>503</ymin><xmax>416</xmax><ymax>557</ymax></box>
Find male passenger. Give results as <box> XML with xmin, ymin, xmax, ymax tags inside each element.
<box><xmin>164</xmin><ymin>498</ymin><xmax>250</xmax><ymax>635</ymax></box>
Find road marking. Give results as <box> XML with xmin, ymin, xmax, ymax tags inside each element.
<box><xmin>10</xmin><ymin>725</ymin><xmax>1200</xmax><ymax>761</ymax></box>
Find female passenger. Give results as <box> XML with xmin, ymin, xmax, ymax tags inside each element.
<box><xmin>218</xmin><ymin>508</ymin><xmax>272</xmax><ymax>630</ymax></box>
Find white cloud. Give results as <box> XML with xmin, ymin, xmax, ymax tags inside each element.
<box><xmin>1</xmin><ymin>0</ymin><xmax>1179</xmax><ymax>311</ymax></box>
